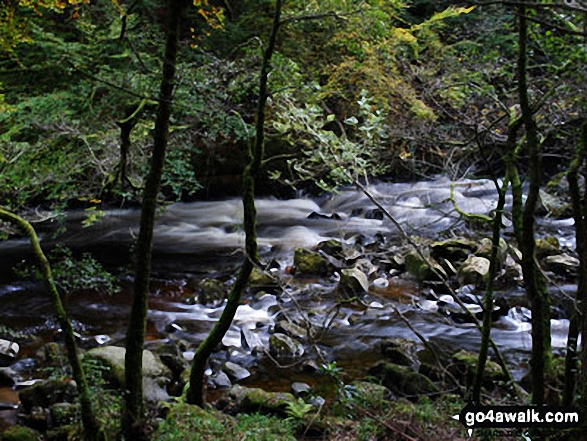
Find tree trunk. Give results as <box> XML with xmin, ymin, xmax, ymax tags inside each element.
<box><xmin>186</xmin><ymin>0</ymin><xmax>283</xmax><ymax>407</ymax></box>
<box><xmin>0</xmin><ymin>209</ymin><xmax>104</xmax><ymax>441</ymax></box>
<box><xmin>517</xmin><ymin>6</ymin><xmax>551</xmax><ymax>405</ymax></box>
<box><xmin>123</xmin><ymin>1</ymin><xmax>188</xmax><ymax>438</ymax></box>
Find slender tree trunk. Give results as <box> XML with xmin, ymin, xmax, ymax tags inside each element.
<box><xmin>186</xmin><ymin>0</ymin><xmax>283</xmax><ymax>407</ymax></box>
<box><xmin>0</xmin><ymin>209</ymin><xmax>104</xmax><ymax>441</ymax></box>
<box><xmin>472</xmin><ymin>175</ymin><xmax>509</xmax><ymax>402</ymax></box>
<box><xmin>563</xmin><ymin>121</ymin><xmax>586</xmax><ymax>405</ymax></box>
<box><xmin>123</xmin><ymin>1</ymin><xmax>188</xmax><ymax>437</ymax></box>
<box><xmin>517</xmin><ymin>6</ymin><xmax>551</xmax><ymax>405</ymax></box>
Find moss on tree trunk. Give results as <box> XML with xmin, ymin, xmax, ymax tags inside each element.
<box><xmin>0</xmin><ymin>209</ymin><xmax>104</xmax><ymax>441</ymax></box>
<box><xmin>123</xmin><ymin>1</ymin><xmax>188</xmax><ymax>438</ymax></box>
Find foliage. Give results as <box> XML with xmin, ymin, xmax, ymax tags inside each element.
<box><xmin>284</xmin><ymin>397</ymin><xmax>313</xmax><ymax>420</ymax></box>
<box><xmin>14</xmin><ymin>244</ymin><xmax>118</xmax><ymax>296</ymax></box>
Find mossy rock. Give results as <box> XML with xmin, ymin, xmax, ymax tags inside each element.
<box><xmin>45</xmin><ymin>424</ymin><xmax>79</xmax><ymax>441</ymax></box>
<box><xmin>536</xmin><ymin>236</ymin><xmax>561</xmax><ymax>259</ymax></box>
<box><xmin>1</xmin><ymin>425</ymin><xmax>41</xmax><ymax>441</ymax></box>
<box><xmin>269</xmin><ymin>333</ymin><xmax>304</xmax><ymax>357</ymax></box>
<box><xmin>404</xmin><ymin>251</ymin><xmax>445</xmax><ymax>283</ymax></box>
<box><xmin>368</xmin><ymin>362</ymin><xmax>438</xmax><ymax>398</ymax></box>
<box><xmin>49</xmin><ymin>402</ymin><xmax>80</xmax><ymax>427</ymax></box>
<box><xmin>293</xmin><ymin>248</ymin><xmax>329</xmax><ymax>275</ymax></box>
<box><xmin>196</xmin><ymin>278</ymin><xmax>226</xmax><ymax>305</ymax></box>
<box><xmin>430</xmin><ymin>238</ymin><xmax>476</xmax><ymax>266</ymax></box>
<box><xmin>451</xmin><ymin>350</ymin><xmax>507</xmax><ymax>387</ymax></box>
<box><xmin>18</xmin><ymin>378</ymin><xmax>77</xmax><ymax>412</ymax></box>
<box><xmin>84</xmin><ymin>346</ymin><xmax>170</xmax><ymax>387</ymax></box>
<box><xmin>224</xmin><ymin>385</ymin><xmax>296</xmax><ymax>416</ymax></box>
<box><xmin>249</xmin><ymin>268</ymin><xmax>277</xmax><ymax>289</ymax></box>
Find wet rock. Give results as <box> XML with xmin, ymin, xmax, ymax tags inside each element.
<box><xmin>404</xmin><ymin>251</ymin><xmax>446</xmax><ymax>283</ymax></box>
<box><xmin>543</xmin><ymin>253</ymin><xmax>579</xmax><ymax>276</ymax></box>
<box><xmin>536</xmin><ymin>236</ymin><xmax>561</xmax><ymax>259</ymax></box>
<box><xmin>538</xmin><ymin>189</ymin><xmax>571</xmax><ymax>218</ymax></box>
<box><xmin>0</xmin><ymin>339</ymin><xmax>19</xmax><ymax>366</ymax></box>
<box><xmin>475</xmin><ymin>238</ymin><xmax>508</xmax><ymax>263</ymax></box>
<box><xmin>10</xmin><ymin>358</ymin><xmax>36</xmax><ymax>375</ymax></box>
<box><xmin>210</xmin><ymin>371</ymin><xmax>232</xmax><ymax>389</ymax></box>
<box><xmin>251</xmin><ymin>293</ymin><xmax>278</xmax><ymax>310</ymax></box>
<box><xmin>223</xmin><ymin>361</ymin><xmax>250</xmax><ymax>382</ymax></box>
<box><xmin>18</xmin><ymin>378</ymin><xmax>77</xmax><ymax>412</ymax></box>
<box><xmin>431</xmin><ymin>238</ymin><xmax>476</xmax><ymax>266</ymax></box>
<box><xmin>269</xmin><ymin>333</ymin><xmax>304</xmax><ymax>358</ymax></box>
<box><xmin>308</xmin><ymin>211</ymin><xmax>341</xmax><ymax>220</ymax></box>
<box><xmin>450</xmin><ymin>350</ymin><xmax>507</xmax><ymax>388</ymax></box>
<box><xmin>1</xmin><ymin>425</ymin><xmax>41</xmax><ymax>441</ymax></box>
<box><xmin>291</xmin><ymin>382</ymin><xmax>311</xmax><ymax>397</ymax></box>
<box><xmin>275</xmin><ymin>321</ymin><xmax>307</xmax><ymax>340</ymax></box>
<box><xmin>249</xmin><ymin>268</ymin><xmax>278</xmax><ymax>291</ymax></box>
<box><xmin>379</xmin><ymin>339</ymin><xmax>417</xmax><ymax>367</ymax></box>
<box><xmin>0</xmin><ymin>367</ymin><xmax>19</xmax><ymax>387</ymax></box>
<box><xmin>337</xmin><ymin>268</ymin><xmax>369</xmax><ymax>296</ymax></box>
<box><xmin>316</xmin><ymin>240</ymin><xmax>345</xmax><ymax>260</ymax></box>
<box><xmin>49</xmin><ymin>402</ymin><xmax>80</xmax><ymax>427</ymax></box>
<box><xmin>223</xmin><ymin>384</ymin><xmax>296</xmax><ymax>417</ymax></box>
<box><xmin>301</xmin><ymin>359</ymin><xmax>320</xmax><ymax>373</ymax></box>
<box><xmin>458</xmin><ymin>256</ymin><xmax>490</xmax><ymax>285</ymax></box>
<box><xmin>84</xmin><ymin>346</ymin><xmax>171</xmax><ymax>404</ymax></box>
<box><xmin>194</xmin><ymin>278</ymin><xmax>226</xmax><ymax>306</ymax></box>
<box><xmin>368</xmin><ymin>362</ymin><xmax>438</xmax><ymax>398</ymax></box>
<box><xmin>293</xmin><ymin>248</ymin><xmax>329</xmax><ymax>275</ymax></box>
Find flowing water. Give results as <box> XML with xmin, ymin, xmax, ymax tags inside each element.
<box><xmin>0</xmin><ymin>177</ymin><xmax>578</xmax><ymax>417</ymax></box>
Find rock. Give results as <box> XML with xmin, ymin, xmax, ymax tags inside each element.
<box><xmin>194</xmin><ymin>278</ymin><xmax>226</xmax><ymax>306</ymax></box>
<box><xmin>0</xmin><ymin>339</ymin><xmax>19</xmax><ymax>366</ymax></box>
<box><xmin>536</xmin><ymin>236</ymin><xmax>561</xmax><ymax>259</ymax></box>
<box><xmin>249</xmin><ymin>268</ymin><xmax>278</xmax><ymax>290</ymax></box>
<box><xmin>18</xmin><ymin>378</ymin><xmax>78</xmax><ymax>412</ymax></box>
<box><xmin>0</xmin><ymin>366</ymin><xmax>19</xmax><ymax>387</ymax></box>
<box><xmin>291</xmin><ymin>382</ymin><xmax>311</xmax><ymax>397</ymax></box>
<box><xmin>379</xmin><ymin>339</ymin><xmax>416</xmax><ymax>367</ymax></box>
<box><xmin>404</xmin><ymin>250</ymin><xmax>446</xmax><ymax>283</ymax></box>
<box><xmin>538</xmin><ymin>189</ymin><xmax>571</xmax><ymax>218</ymax></box>
<box><xmin>49</xmin><ymin>402</ymin><xmax>80</xmax><ymax>427</ymax></box>
<box><xmin>543</xmin><ymin>253</ymin><xmax>579</xmax><ymax>276</ymax></box>
<box><xmin>316</xmin><ymin>240</ymin><xmax>345</xmax><ymax>260</ymax></box>
<box><xmin>1</xmin><ymin>425</ymin><xmax>41</xmax><ymax>441</ymax></box>
<box><xmin>458</xmin><ymin>256</ymin><xmax>490</xmax><ymax>285</ymax></box>
<box><xmin>368</xmin><ymin>362</ymin><xmax>438</xmax><ymax>397</ymax></box>
<box><xmin>275</xmin><ymin>321</ymin><xmax>307</xmax><ymax>340</ymax></box>
<box><xmin>223</xmin><ymin>361</ymin><xmax>251</xmax><ymax>382</ymax></box>
<box><xmin>84</xmin><ymin>346</ymin><xmax>171</xmax><ymax>404</ymax></box>
<box><xmin>431</xmin><ymin>238</ymin><xmax>476</xmax><ymax>266</ymax></box>
<box><xmin>46</xmin><ymin>424</ymin><xmax>77</xmax><ymax>441</ymax></box>
<box><xmin>450</xmin><ymin>350</ymin><xmax>507</xmax><ymax>388</ymax></box>
<box><xmin>338</xmin><ymin>268</ymin><xmax>369</xmax><ymax>296</ymax></box>
<box><xmin>293</xmin><ymin>248</ymin><xmax>329</xmax><ymax>275</ymax></box>
<box><xmin>210</xmin><ymin>371</ymin><xmax>232</xmax><ymax>389</ymax></box>
<box><xmin>350</xmin><ymin>381</ymin><xmax>393</xmax><ymax>403</ymax></box>
<box><xmin>269</xmin><ymin>333</ymin><xmax>304</xmax><ymax>358</ymax></box>
<box><xmin>224</xmin><ymin>384</ymin><xmax>296</xmax><ymax>416</ymax></box>
<box><xmin>475</xmin><ymin>238</ymin><xmax>507</xmax><ymax>263</ymax></box>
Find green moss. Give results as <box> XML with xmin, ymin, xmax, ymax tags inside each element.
<box><xmin>1</xmin><ymin>425</ymin><xmax>41</xmax><ymax>441</ymax></box>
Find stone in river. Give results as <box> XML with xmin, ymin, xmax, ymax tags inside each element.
<box><xmin>0</xmin><ymin>339</ymin><xmax>19</xmax><ymax>367</ymax></box>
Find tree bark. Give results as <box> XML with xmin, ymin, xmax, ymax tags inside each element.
<box><xmin>186</xmin><ymin>0</ymin><xmax>283</xmax><ymax>407</ymax></box>
<box><xmin>517</xmin><ymin>6</ymin><xmax>551</xmax><ymax>405</ymax></box>
<box><xmin>0</xmin><ymin>209</ymin><xmax>104</xmax><ymax>441</ymax></box>
<box><xmin>123</xmin><ymin>0</ymin><xmax>188</xmax><ymax>437</ymax></box>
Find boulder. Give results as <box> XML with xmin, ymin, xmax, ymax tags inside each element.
<box><xmin>0</xmin><ymin>339</ymin><xmax>19</xmax><ymax>367</ymax></box>
<box><xmin>223</xmin><ymin>384</ymin><xmax>296</xmax><ymax>416</ymax></box>
<box><xmin>269</xmin><ymin>333</ymin><xmax>304</xmax><ymax>358</ymax></box>
<box><xmin>458</xmin><ymin>256</ymin><xmax>490</xmax><ymax>285</ymax></box>
<box><xmin>450</xmin><ymin>350</ymin><xmax>508</xmax><ymax>388</ymax></box>
<box><xmin>337</xmin><ymin>268</ymin><xmax>369</xmax><ymax>296</ymax></box>
<box><xmin>0</xmin><ymin>366</ymin><xmax>19</xmax><ymax>387</ymax></box>
<box><xmin>193</xmin><ymin>278</ymin><xmax>226</xmax><ymax>306</ymax></box>
<box><xmin>1</xmin><ymin>425</ymin><xmax>41</xmax><ymax>441</ymax></box>
<box><xmin>543</xmin><ymin>253</ymin><xmax>579</xmax><ymax>276</ymax></box>
<box><xmin>18</xmin><ymin>378</ymin><xmax>77</xmax><ymax>412</ymax></box>
<box><xmin>84</xmin><ymin>346</ymin><xmax>171</xmax><ymax>404</ymax></box>
<box><xmin>291</xmin><ymin>382</ymin><xmax>311</xmax><ymax>397</ymax></box>
<box><xmin>368</xmin><ymin>362</ymin><xmax>438</xmax><ymax>397</ymax></box>
<box><xmin>223</xmin><ymin>361</ymin><xmax>251</xmax><ymax>382</ymax></box>
<box><xmin>404</xmin><ymin>251</ymin><xmax>446</xmax><ymax>283</ymax></box>
<box><xmin>293</xmin><ymin>248</ymin><xmax>329</xmax><ymax>275</ymax></box>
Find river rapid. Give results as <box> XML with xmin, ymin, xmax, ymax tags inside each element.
<box><xmin>0</xmin><ymin>177</ymin><xmax>578</xmax><ymax>427</ymax></box>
